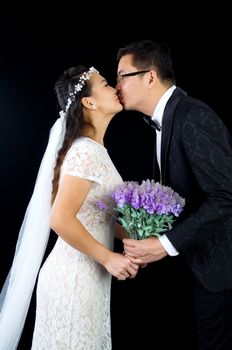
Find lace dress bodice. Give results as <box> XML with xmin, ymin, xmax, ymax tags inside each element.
<box><xmin>31</xmin><ymin>137</ymin><xmax>122</xmax><ymax>350</ymax></box>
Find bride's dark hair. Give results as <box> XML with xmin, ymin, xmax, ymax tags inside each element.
<box><xmin>52</xmin><ymin>65</ymin><xmax>93</xmax><ymax>203</ymax></box>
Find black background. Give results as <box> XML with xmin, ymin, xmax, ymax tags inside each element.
<box><xmin>0</xmin><ymin>6</ymin><xmax>231</xmax><ymax>349</ymax></box>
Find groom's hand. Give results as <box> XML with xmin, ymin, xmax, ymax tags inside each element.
<box><xmin>123</xmin><ymin>237</ymin><xmax>168</xmax><ymax>264</ymax></box>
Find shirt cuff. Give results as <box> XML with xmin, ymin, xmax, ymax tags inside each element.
<box><xmin>158</xmin><ymin>234</ymin><xmax>179</xmax><ymax>256</ymax></box>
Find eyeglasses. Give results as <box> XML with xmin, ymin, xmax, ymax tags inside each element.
<box><xmin>117</xmin><ymin>70</ymin><xmax>150</xmax><ymax>83</ymax></box>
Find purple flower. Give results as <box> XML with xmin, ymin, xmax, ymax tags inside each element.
<box><xmin>96</xmin><ymin>200</ymin><xmax>108</xmax><ymax>210</ymax></box>
<box><xmin>97</xmin><ymin>179</ymin><xmax>185</xmax><ymax>240</ymax></box>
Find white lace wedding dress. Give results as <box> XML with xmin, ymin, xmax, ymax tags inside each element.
<box><xmin>31</xmin><ymin>137</ymin><xmax>122</xmax><ymax>350</ymax></box>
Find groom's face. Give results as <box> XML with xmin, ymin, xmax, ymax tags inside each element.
<box><xmin>116</xmin><ymin>54</ymin><xmax>149</xmax><ymax>111</ymax></box>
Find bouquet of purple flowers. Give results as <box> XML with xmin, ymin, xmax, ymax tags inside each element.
<box><xmin>97</xmin><ymin>180</ymin><xmax>185</xmax><ymax>240</ymax></box>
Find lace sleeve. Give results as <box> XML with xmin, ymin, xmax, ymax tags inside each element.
<box><xmin>61</xmin><ymin>139</ymin><xmax>106</xmax><ymax>184</ymax></box>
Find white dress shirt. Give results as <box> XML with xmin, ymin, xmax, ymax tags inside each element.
<box><xmin>152</xmin><ymin>85</ymin><xmax>179</xmax><ymax>256</ymax></box>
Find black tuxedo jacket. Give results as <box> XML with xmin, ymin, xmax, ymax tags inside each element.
<box><xmin>156</xmin><ymin>87</ymin><xmax>232</xmax><ymax>292</ymax></box>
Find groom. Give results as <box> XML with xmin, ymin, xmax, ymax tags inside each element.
<box><xmin>116</xmin><ymin>40</ymin><xmax>232</xmax><ymax>350</ymax></box>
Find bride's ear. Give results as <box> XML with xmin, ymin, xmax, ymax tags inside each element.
<box><xmin>81</xmin><ymin>97</ymin><xmax>96</xmax><ymax>110</ymax></box>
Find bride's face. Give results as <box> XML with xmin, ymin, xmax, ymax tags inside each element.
<box><xmin>89</xmin><ymin>73</ymin><xmax>123</xmax><ymax>116</ymax></box>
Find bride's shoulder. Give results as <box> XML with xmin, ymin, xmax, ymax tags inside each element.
<box><xmin>65</xmin><ymin>137</ymin><xmax>104</xmax><ymax>161</ymax></box>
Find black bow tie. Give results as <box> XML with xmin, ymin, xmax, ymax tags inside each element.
<box><xmin>143</xmin><ymin>117</ymin><xmax>161</xmax><ymax>131</ymax></box>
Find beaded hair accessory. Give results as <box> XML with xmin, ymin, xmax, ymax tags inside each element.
<box><xmin>65</xmin><ymin>66</ymin><xmax>99</xmax><ymax>113</ymax></box>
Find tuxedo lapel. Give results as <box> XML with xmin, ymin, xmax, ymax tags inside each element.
<box><xmin>161</xmin><ymin>88</ymin><xmax>187</xmax><ymax>183</ymax></box>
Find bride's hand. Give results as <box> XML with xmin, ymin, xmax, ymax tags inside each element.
<box><xmin>124</xmin><ymin>254</ymin><xmax>147</xmax><ymax>269</ymax></box>
<box><xmin>104</xmin><ymin>252</ymin><xmax>139</xmax><ymax>280</ymax></box>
